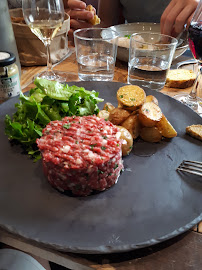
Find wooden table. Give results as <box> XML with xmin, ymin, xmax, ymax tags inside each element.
<box><xmin>1</xmin><ymin>48</ymin><xmax>202</xmax><ymax>270</ymax></box>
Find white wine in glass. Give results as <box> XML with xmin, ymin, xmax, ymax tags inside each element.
<box><xmin>22</xmin><ymin>0</ymin><xmax>66</xmax><ymax>81</ymax></box>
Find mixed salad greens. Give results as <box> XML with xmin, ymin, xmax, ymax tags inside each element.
<box><xmin>5</xmin><ymin>77</ymin><xmax>103</xmax><ymax>160</ymax></box>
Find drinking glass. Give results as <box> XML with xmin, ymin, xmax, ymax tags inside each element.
<box><xmin>174</xmin><ymin>0</ymin><xmax>202</xmax><ymax>115</ymax></box>
<box><xmin>22</xmin><ymin>0</ymin><xmax>67</xmax><ymax>82</ymax></box>
<box><xmin>128</xmin><ymin>32</ymin><xmax>177</xmax><ymax>90</ymax></box>
<box><xmin>74</xmin><ymin>28</ymin><xmax>119</xmax><ymax>81</ymax></box>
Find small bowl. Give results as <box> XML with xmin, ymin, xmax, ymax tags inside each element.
<box><xmin>109</xmin><ymin>22</ymin><xmax>188</xmax><ymax>62</ymax></box>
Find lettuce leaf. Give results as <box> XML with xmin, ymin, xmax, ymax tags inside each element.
<box><xmin>5</xmin><ymin>78</ymin><xmax>104</xmax><ymax>159</ymax></box>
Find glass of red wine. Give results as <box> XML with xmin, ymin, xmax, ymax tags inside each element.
<box><xmin>175</xmin><ymin>0</ymin><xmax>202</xmax><ymax>115</ymax></box>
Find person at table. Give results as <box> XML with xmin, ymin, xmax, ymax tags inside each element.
<box><xmin>66</xmin><ymin>0</ymin><xmax>199</xmax><ymax>37</ymax></box>
<box><xmin>7</xmin><ymin>0</ymin><xmax>96</xmax><ymax>40</ymax></box>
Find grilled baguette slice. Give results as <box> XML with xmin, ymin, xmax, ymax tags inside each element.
<box><xmin>166</xmin><ymin>69</ymin><xmax>196</xmax><ymax>89</ymax></box>
<box><xmin>186</xmin><ymin>125</ymin><xmax>202</xmax><ymax>141</ymax></box>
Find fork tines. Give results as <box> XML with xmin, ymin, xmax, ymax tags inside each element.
<box><xmin>177</xmin><ymin>160</ymin><xmax>202</xmax><ymax>177</ymax></box>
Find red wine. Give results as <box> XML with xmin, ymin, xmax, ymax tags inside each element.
<box><xmin>188</xmin><ymin>22</ymin><xmax>202</xmax><ymax>63</ymax></box>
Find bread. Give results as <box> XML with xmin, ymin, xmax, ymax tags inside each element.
<box><xmin>186</xmin><ymin>125</ymin><xmax>202</xmax><ymax>141</ymax></box>
<box><xmin>166</xmin><ymin>69</ymin><xmax>196</xmax><ymax>89</ymax></box>
<box><xmin>86</xmin><ymin>5</ymin><xmax>100</xmax><ymax>25</ymax></box>
<box><xmin>11</xmin><ymin>16</ymin><xmax>26</xmax><ymax>24</ymax></box>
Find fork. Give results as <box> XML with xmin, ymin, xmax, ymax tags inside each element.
<box><xmin>177</xmin><ymin>160</ymin><xmax>202</xmax><ymax>177</ymax></box>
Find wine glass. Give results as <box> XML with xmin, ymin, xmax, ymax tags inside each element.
<box><xmin>22</xmin><ymin>0</ymin><xmax>68</xmax><ymax>82</ymax></box>
<box><xmin>174</xmin><ymin>0</ymin><xmax>202</xmax><ymax>116</ymax></box>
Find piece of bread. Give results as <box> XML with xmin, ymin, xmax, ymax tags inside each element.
<box><xmin>166</xmin><ymin>69</ymin><xmax>196</xmax><ymax>89</ymax></box>
<box><xmin>11</xmin><ymin>16</ymin><xmax>26</xmax><ymax>24</ymax></box>
<box><xmin>86</xmin><ymin>5</ymin><xmax>101</xmax><ymax>25</ymax></box>
<box><xmin>186</xmin><ymin>124</ymin><xmax>202</xmax><ymax>141</ymax></box>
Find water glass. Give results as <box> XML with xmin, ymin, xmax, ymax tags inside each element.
<box><xmin>128</xmin><ymin>32</ymin><xmax>177</xmax><ymax>90</ymax></box>
<box><xmin>74</xmin><ymin>28</ymin><xmax>118</xmax><ymax>81</ymax></box>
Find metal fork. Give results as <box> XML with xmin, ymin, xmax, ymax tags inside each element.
<box><xmin>177</xmin><ymin>160</ymin><xmax>202</xmax><ymax>177</ymax></box>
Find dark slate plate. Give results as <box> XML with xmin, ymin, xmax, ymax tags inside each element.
<box><xmin>0</xmin><ymin>81</ymin><xmax>202</xmax><ymax>254</ymax></box>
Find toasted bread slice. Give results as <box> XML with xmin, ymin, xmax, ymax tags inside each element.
<box><xmin>186</xmin><ymin>124</ymin><xmax>202</xmax><ymax>141</ymax></box>
<box><xmin>86</xmin><ymin>5</ymin><xmax>101</xmax><ymax>25</ymax></box>
<box><xmin>166</xmin><ymin>69</ymin><xmax>196</xmax><ymax>89</ymax></box>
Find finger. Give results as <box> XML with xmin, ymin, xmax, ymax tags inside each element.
<box><xmin>161</xmin><ymin>4</ymin><xmax>184</xmax><ymax>36</ymax></box>
<box><xmin>69</xmin><ymin>9</ymin><xmax>94</xmax><ymax>21</ymax></box>
<box><xmin>70</xmin><ymin>19</ymin><xmax>93</xmax><ymax>30</ymax></box>
<box><xmin>187</xmin><ymin>13</ymin><xmax>194</xmax><ymax>28</ymax></box>
<box><xmin>160</xmin><ymin>0</ymin><xmax>176</xmax><ymax>33</ymax></box>
<box><xmin>68</xmin><ymin>0</ymin><xmax>86</xmax><ymax>9</ymax></box>
<box><xmin>68</xmin><ymin>29</ymin><xmax>74</xmax><ymax>41</ymax></box>
<box><xmin>174</xmin><ymin>5</ymin><xmax>198</xmax><ymax>34</ymax></box>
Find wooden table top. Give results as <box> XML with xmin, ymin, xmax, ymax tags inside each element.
<box><xmin>21</xmin><ymin>48</ymin><xmax>201</xmax><ymax>99</ymax></box>
<box><xmin>3</xmin><ymin>47</ymin><xmax>202</xmax><ymax>270</ymax></box>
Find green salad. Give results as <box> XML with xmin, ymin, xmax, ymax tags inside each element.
<box><xmin>5</xmin><ymin>77</ymin><xmax>103</xmax><ymax>160</ymax></box>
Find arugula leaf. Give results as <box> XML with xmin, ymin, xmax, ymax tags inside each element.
<box><xmin>5</xmin><ymin>78</ymin><xmax>104</xmax><ymax>160</ymax></box>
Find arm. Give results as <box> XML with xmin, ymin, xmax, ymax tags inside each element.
<box><xmin>160</xmin><ymin>0</ymin><xmax>199</xmax><ymax>37</ymax></box>
<box><xmin>98</xmin><ymin>0</ymin><xmax>122</xmax><ymax>27</ymax></box>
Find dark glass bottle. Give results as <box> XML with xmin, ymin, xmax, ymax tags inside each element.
<box><xmin>0</xmin><ymin>0</ymin><xmax>21</xmax><ymax>77</ymax></box>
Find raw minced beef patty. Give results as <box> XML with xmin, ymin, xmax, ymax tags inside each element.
<box><xmin>36</xmin><ymin>115</ymin><xmax>123</xmax><ymax>196</ymax></box>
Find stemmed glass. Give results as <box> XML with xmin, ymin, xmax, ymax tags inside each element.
<box><xmin>22</xmin><ymin>0</ymin><xmax>67</xmax><ymax>82</ymax></box>
<box><xmin>174</xmin><ymin>0</ymin><xmax>202</xmax><ymax>116</ymax></box>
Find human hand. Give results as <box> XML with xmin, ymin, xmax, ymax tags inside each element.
<box><xmin>160</xmin><ymin>0</ymin><xmax>199</xmax><ymax>37</ymax></box>
<box><xmin>65</xmin><ymin>0</ymin><xmax>95</xmax><ymax>40</ymax></box>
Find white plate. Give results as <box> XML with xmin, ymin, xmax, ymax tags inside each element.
<box><xmin>109</xmin><ymin>22</ymin><xmax>189</xmax><ymax>62</ymax></box>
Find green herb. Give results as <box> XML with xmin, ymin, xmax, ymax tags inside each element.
<box><xmin>5</xmin><ymin>77</ymin><xmax>103</xmax><ymax>160</ymax></box>
<box><xmin>114</xmin><ymin>164</ymin><xmax>118</xmax><ymax>169</ymax></box>
<box><xmin>63</xmin><ymin>124</ymin><xmax>71</xmax><ymax>129</ymax></box>
<box><xmin>98</xmin><ymin>169</ymin><xmax>104</xmax><ymax>174</ymax></box>
<box><xmin>124</xmin><ymin>34</ymin><xmax>131</xmax><ymax>39</ymax></box>
<box><xmin>90</xmin><ymin>144</ymin><xmax>97</xmax><ymax>150</ymax></box>
<box><xmin>101</xmin><ymin>146</ymin><xmax>106</xmax><ymax>150</ymax></box>
<box><xmin>119</xmin><ymin>95</ymin><xmax>123</xmax><ymax>98</ymax></box>
<box><xmin>130</xmin><ymin>98</ymin><xmax>136</xmax><ymax>101</ymax></box>
<box><xmin>102</xmin><ymin>135</ymin><xmax>107</xmax><ymax>139</ymax></box>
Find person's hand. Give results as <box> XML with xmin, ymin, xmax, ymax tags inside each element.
<box><xmin>160</xmin><ymin>0</ymin><xmax>199</xmax><ymax>37</ymax></box>
<box><xmin>65</xmin><ymin>0</ymin><xmax>95</xmax><ymax>40</ymax></box>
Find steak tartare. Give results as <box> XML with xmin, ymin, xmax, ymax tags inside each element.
<box><xmin>36</xmin><ymin>115</ymin><xmax>123</xmax><ymax>196</ymax></box>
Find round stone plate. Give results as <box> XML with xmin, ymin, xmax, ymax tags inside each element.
<box><xmin>0</xmin><ymin>81</ymin><xmax>201</xmax><ymax>254</ymax></box>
